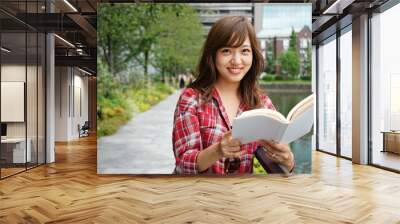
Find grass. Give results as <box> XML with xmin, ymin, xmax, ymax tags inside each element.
<box><xmin>253</xmin><ymin>157</ymin><xmax>267</xmax><ymax>174</ymax></box>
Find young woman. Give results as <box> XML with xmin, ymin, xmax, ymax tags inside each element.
<box><xmin>172</xmin><ymin>16</ymin><xmax>295</xmax><ymax>174</ymax></box>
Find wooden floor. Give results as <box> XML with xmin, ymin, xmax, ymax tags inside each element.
<box><xmin>1</xmin><ymin>167</ymin><xmax>26</xmax><ymax>178</ymax></box>
<box><xmin>1</xmin><ymin>136</ymin><xmax>400</xmax><ymax>223</ymax></box>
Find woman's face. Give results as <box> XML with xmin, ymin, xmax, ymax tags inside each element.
<box><xmin>215</xmin><ymin>36</ymin><xmax>253</xmax><ymax>84</ymax></box>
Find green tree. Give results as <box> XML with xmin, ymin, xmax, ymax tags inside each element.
<box><xmin>98</xmin><ymin>4</ymin><xmax>164</xmax><ymax>77</ymax></box>
<box><xmin>289</xmin><ymin>28</ymin><xmax>297</xmax><ymax>53</ymax></box>
<box><xmin>278</xmin><ymin>27</ymin><xmax>300</xmax><ymax>79</ymax></box>
<box><xmin>278</xmin><ymin>50</ymin><xmax>300</xmax><ymax>79</ymax></box>
<box><xmin>98</xmin><ymin>4</ymin><xmax>133</xmax><ymax>76</ymax></box>
<box><xmin>151</xmin><ymin>4</ymin><xmax>203</xmax><ymax>82</ymax></box>
<box><xmin>98</xmin><ymin>4</ymin><xmax>203</xmax><ymax>84</ymax></box>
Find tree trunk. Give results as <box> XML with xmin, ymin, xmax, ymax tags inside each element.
<box><xmin>144</xmin><ymin>50</ymin><xmax>150</xmax><ymax>86</ymax></box>
<box><xmin>107</xmin><ymin>34</ymin><xmax>114</xmax><ymax>76</ymax></box>
<box><xmin>161</xmin><ymin>68</ymin><xmax>165</xmax><ymax>83</ymax></box>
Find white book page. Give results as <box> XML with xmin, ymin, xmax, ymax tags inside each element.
<box><xmin>281</xmin><ymin>105</ymin><xmax>314</xmax><ymax>144</ymax></box>
<box><xmin>238</xmin><ymin>108</ymin><xmax>287</xmax><ymax>123</ymax></box>
<box><xmin>287</xmin><ymin>94</ymin><xmax>314</xmax><ymax>121</ymax></box>
<box><xmin>232</xmin><ymin>115</ymin><xmax>289</xmax><ymax>144</ymax></box>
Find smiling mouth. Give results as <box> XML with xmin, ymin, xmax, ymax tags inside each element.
<box><xmin>227</xmin><ymin>67</ymin><xmax>243</xmax><ymax>74</ymax></box>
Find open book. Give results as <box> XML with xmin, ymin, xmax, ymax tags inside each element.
<box><xmin>232</xmin><ymin>94</ymin><xmax>314</xmax><ymax>144</ymax></box>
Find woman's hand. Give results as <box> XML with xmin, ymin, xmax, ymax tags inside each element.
<box><xmin>218</xmin><ymin>131</ymin><xmax>242</xmax><ymax>159</ymax></box>
<box><xmin>258</xmin><ymin>140</ymin><xmax>294</xmax><ymax>171</ymax></box>
<box><xmin>197</xmin><ymin>131</ymin><xmax>242</xmax><ymax>172</ymax></box>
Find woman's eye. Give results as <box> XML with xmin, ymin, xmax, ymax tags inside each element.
<box><xmin>243</xmin><ymin>49</ymin><xmax>252</xmax><ymax>53</ymax></box>
<box><xmin>221</xmin><ymin>49</ymin><xmax>230</xmax><ymax>54</ymax></box>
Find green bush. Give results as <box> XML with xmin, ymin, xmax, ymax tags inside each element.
<box><xmin>98</xmin><ymin>79</ymin><xmax>176</xmax><ymax>137</ymax></box>
<box><xmin>274</xmin><ymin>75</ymin><xmax>283</xmax><ymax>81</ymax></box>
<box><xmin>286</xmin><ymin>76</ymin><xmax>295</xmax><ymax>81</ymax></box>
<box><xmin>278</xmin><ymin>50</ymin><xmax>300</xmax><ymax>77</ymax></box>
<box><xmin>300</xmin><ymin>75</ymin><xmax>312</xmax><ymax>81</ymax></box>
<box><xmin>262</xmin><ymin>74</ymin><xmax>274</xmax><ymax>82</ymax></box>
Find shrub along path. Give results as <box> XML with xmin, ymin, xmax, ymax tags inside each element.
<box><xmin>98</xmin><ymin>90</ymin><xmax>181</xmax><ymax>174</ymax></box>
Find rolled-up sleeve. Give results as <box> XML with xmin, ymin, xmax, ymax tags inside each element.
<box><xmin>261</xmin><ymin>94</ymin><xmax>276</xmax><ymax>110</ymax></box>
<box><xmin>172</xmin><ymin>89</ymin><xmax>202</xmax><ymax>174</ymax></box>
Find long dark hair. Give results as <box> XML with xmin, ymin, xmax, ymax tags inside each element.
<box><xmin>189</xmin><ymin>16</ymin><xmax>265</xmax><ymax>109</ymax></box>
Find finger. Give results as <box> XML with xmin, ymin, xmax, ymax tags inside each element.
<box><xmin>258</xmin><ymin>139</ymin><xmax>275</xmax><ymax>147</ymax></box>
<box><xmin>224</xmin><ymin>151</ymin><xmax>237</xmax><ymax>159</ymax></box>
<box><xmin>266</xmin><ymin>147</ymin><xmax>285</xmax><ymax>157</ymax></box>
<box><xmin>225</xmin><ymin>146</ymin><xmax>241</xmax><ymax>153</ymax></box>
<box><xmin>224</xmin><ymin>130</ymin><xmax>232</xmax><ymax>138</ymax></box>
<box><xmin>233</xmin><ymin>151</ymin><xmax>242</xmax><ymax>159</ymax></box>
<box><xmin>265</xmin><ymin>150</ymin><xmax>281</xmax><ymax>162</ymax></box>
<box><xmin>265</xmin><ymin>142</ymin><xmax>290</xmax><ymax>153</ymax></box>
<box><xmin>228</xmin><ymin>138</ymin><xmax>241</xmax><ymax>147</ymax></box>
<box><xmin>257</xmin><ymin>139</ymin><xmax>268</xmax><ymax>146</ymax></box>
<box><xmin>273</xmin><ymin>144</ymin><xmax>290</xmax><ymax>153</ymax></box>
<box><xmin>268</xmin><ymin>150</ymin><xmax>290</xmax><ymax>164</ymax></box>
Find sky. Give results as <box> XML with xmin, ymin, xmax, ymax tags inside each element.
<box><xmin>259</xmin><ymin>4</ymin><xmax>311</xmax><ymax>38</ymax></box>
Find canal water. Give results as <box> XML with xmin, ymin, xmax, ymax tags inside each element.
<box><xmin>266</xmin><ymin>90</ymin><xmax>312</xmax><ymax>174</ymax></box>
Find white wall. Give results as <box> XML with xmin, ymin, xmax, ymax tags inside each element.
<box><xmin>0</xmin><ymin>65</ymin><xmax>39</xmax><ymax>137</ymax></box>
<box><xmin>55</xmin><ymin>67</ymin><xmax>89</xmax><ymax>141</ymax></box>
<box><xmin>55</xmin><ymin>66</ymin><xmax>69</xmax><ymax>141</ymax></box>
<box><xmin>1</xmin><ymin>63</ymin><xmax>46</xmax><ymax>164</ymax></box>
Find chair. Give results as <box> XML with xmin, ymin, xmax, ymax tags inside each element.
<box><xmin>79</xmin><ymin>121</ymin><xmax>90</xmax><ymax>138</ymax></box>
<box><xmin>254</xmin><ymin>146</ymin><xmax>289</xmax><ymax>175</ymax></box>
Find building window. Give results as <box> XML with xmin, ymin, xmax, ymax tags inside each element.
<box><xmin>317</xmin><ymin>36</ymin><xmax>337</xmax><ymax>155</ymax></box>
<box><xmin>339</xmin><ymin>28</ymin><xmax>352</xmax><ymax>158</ymax></box>
<box><xmin>301</xmin><ymin>38</ymin><xmax>308</xmax><ymax>49</ymax></box>
<box><xmin>283</xmin><ymin>39</ymin><xmax>289</xmax><ymax>51</ymax></box>
<box><xmin>371</xmin><ymin>3</ymin><xmax>400</xmax><ymax>171</ymax></box>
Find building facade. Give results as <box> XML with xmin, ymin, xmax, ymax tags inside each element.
<box><xmin>190</xmin><ymin>3</ymin><xmax>254</xmax><ymax>35</ymax></box>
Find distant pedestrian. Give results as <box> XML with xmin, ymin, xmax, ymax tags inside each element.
<box><xmin>179</xmin><ymin>75</ymin><xmax>185</xmax><ymax>89</ymax></box>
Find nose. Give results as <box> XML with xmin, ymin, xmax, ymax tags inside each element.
<box><xmin>231</xmin><ymin>52</ymin><xmax>242</xmax><ymax>65</ymax></box>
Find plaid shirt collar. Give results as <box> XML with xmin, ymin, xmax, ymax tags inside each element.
<box><xmin>211</xmin><ymin>87</ymin><xmax>248</xmax><ymax>129</ymax></box>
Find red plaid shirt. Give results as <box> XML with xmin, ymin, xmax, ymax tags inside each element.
<box><xmin>172</xmin><ymin>87</ymin><xmax>276</xmax><ymax>174</ymax></box>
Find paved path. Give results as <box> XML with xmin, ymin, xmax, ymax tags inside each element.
<box><xmin>98</xmin><ymin>91</ymin><xmax>181</xmax><ymax>174</ymax></box>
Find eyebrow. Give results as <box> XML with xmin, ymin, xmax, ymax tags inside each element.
<box><xmin>222</xmin><ymin>44</ymin><xmax>251</xmax><ymax>48</ymax></box>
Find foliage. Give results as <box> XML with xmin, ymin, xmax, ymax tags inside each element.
<box><xmin>97</xmin><ymin>60</ymin><xmax>176</xmax><ymax>137</ymax></box>
<box><xmin>98</xmin><ymin>3</ymin><xmax>203</xmax><ymax>82</ymax></box>
<box><xmin>97</xmin><ymin>60</ymin><xmax>131</xmax><ymax>136</ymax></box>
<box><xmin>253</xmin><ymin>157</ymin><xmax>267</xmax><ymax>174</ymax></box>
<box><xmin>289</xmin><ymin>28</ymin><xmax>297</xmax><ymax>52</ymax></box>
<box><xmin>273</xmin><ymin>28</ymin><xmax>301</xmax><ymax>80</ymax></box>
<box><xmin>274</xmin><ymin>75</ymin><xmax>283</xmax><ymax>81</ymax></box>
<box><xmin>152</xmin><ymin>5</ymin><xmax>203</xmax><ymax>79</ymax></box>
<box><xmin>97</xmin><ymin>81</ymin><xmax>175</xmax><ymax>137</ymax></box>
<box><xmin>300</xmin><ymin>75</ymin><xmax>312</xmax><ymax>81</ymax></box>
<box><xmin>278</xmin><ymin>50</ymin><xmax>300</xmax><ymax>79</ymax></box>
<box><xmin>285</xmin><ymin>75</ymin><xmax>295</xmax><ymax>81</ymax></box>
<box><xmin>98</xmin><ymin>4</ymin><xmax>140</xmax><ymax>76</ymax></box>
<box><xmin>303</xmin><ymin>45</ymin><xmax>312</xmax><ymax>76</ymax></box>
<box><xmin>262</xmin><ymin>74</ymin><xmax>274</xmax><ymax>82</ymax></box>
<box><xmin>127</xmin><ymin>82</ymin><xmax>176</xmax><ymax>112</ymax></box>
